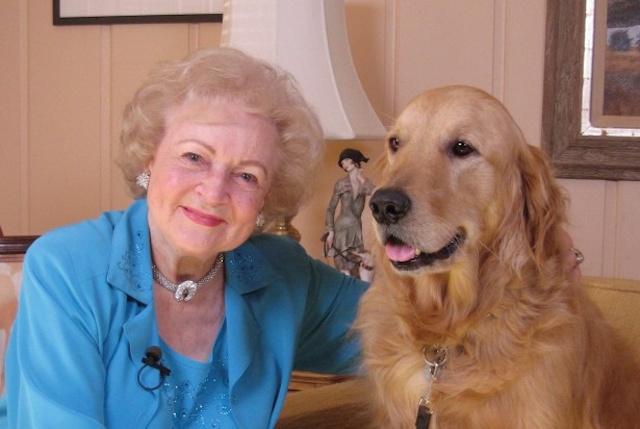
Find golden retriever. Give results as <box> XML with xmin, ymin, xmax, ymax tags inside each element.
<box><xmin>355</xmin><ymin>86</ymin><xmax>640</xmax><ymax>428</ymax></box>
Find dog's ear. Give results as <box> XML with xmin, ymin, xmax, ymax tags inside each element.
<box><xmin>516</xmin><ymin>145</ymin><xmax>567</xmax><ymax>269</ymax></box>
<box><xmin>494</xmin><ymin>144</ymin><xmax>567</xmax><ymax>276</ymax></box>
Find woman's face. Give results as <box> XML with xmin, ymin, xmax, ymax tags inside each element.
<box><xmin>146</xmin><ymin>99</ymin><xmax>279</xmax><ymax>262</ymax></box>
<box><xmin>340</xmin><ymin>158</ymin><xmax>356</xmax><ymax>172</ymax></box>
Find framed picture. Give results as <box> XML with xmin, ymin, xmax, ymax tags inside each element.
<box><xmin>542</xmin><ymin>0</ymin><xmax>640</xmax><ymax>181</ymax></box>
<box><xmin>53</xmin><ymin>0</ymin><xmax>223</xmax><ymax>25</ymax></box>
<box><xmin>590</xmin><ymin>0</ymin><xmax>640</xmax><ymax>129</ymax></box>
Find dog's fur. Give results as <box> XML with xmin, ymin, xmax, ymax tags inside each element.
<box><xmin>355</xmin><ymin>86</ymin><xmax>640</xmax><ymax>428</ymax></box>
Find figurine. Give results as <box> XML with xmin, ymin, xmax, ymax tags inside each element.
<box><xmin>323</xmin><ymin>149</ymin><xmax>375</xmax><ymax>280</ymax></box>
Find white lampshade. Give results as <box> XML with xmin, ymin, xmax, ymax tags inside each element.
<box><xmin>220</xmin><ymin>0</ymin><xmax>386</xmax><ymax>140</ymax></box>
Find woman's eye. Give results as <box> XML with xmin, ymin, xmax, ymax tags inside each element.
<box><xmin>452</xmin><ymin>141</ymin><xmax>475</xmax><ymax>157</ymax></box>
<box><xmin>184</xmin><ymin>152</ymin><xmax>202</xmax><ymax>163</ymax></box>
<box><xmin>238</xmin><ymin>173</ymin><xmax>258</xmax><ymax>185</ymax></box>
<box><xmin>241</xmin><ymin>173</ymin><xmax>256</xmax><ymax>182</ymax></box>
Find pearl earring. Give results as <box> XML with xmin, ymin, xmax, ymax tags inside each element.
<box><xmin>136</xmin><ymin>171</ymin><xmax>150</xmax><ymax>190</ymax></box>
<box><xmin>256</xmin><ymin>212</ymin><xmax>265</xmax><ymax>228</ymax></box>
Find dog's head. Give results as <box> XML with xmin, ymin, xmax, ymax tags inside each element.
<box><xmin>370</xmin><ymin>86</ymin><xmax>566</xmax><ymax>280</ymax></box>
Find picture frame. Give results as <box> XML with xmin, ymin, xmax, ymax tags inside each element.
<box><xmin>542</xmin><ymin>0</ymin><xmax>640</xmax><ymax>181</ymax></box>
<box><xmin>53</xmin><ymin>0</ymin><xmax>223</xmax><ymax>26</ymax></box>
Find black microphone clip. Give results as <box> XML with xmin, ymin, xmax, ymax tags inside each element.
<box><xmin>142</xmin><ymin>346</ymin><xmax>172</xmax><ymax>376</ymax></box>
<box><xmin>138</xmin><ymin>346</ymin><xmax>171</xmax><ymax>391</ymax></box>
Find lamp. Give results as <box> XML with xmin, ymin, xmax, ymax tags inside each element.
<box><xmin>221</xmin><ymin>0</ymin><xmax>386</xmax><ymax>239</ymax></box>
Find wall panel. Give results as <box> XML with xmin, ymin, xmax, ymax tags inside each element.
<box><xmin>109</xmin><ymin>24</ymin><xmax>192</xmax><ymax>211</ymax></box>
<box><xmin>560</xmin><ymin>178</ymin><xmax>607</xmax><ymax>276</ymax></box>
<box><xmin>616</xmin><ymin>182</ymin><xmax>640</xmax><ymax>279</ymax></box>
<box><xmin>28</xmin><ymin>0</ymin><xmax>102</xmax><ymax>233</ymax></box>
<box><xmin>0</xmin><ymin>0</ymin><xmax>23</xmax><ymax>235</ymax></box>
<box><xmin>197</xmin><ymin>23</ymin><xmax>223</xmax><ymax>50</ymax></box>
<box><xmin>502</xmin><ymin>1</ymin><xmax>546</xmax><ymax>144</ymax></box>
<box><xmin>394</xmin><ymin>0</ymin><xmax>495</xmax><ymax>113</ymax></box>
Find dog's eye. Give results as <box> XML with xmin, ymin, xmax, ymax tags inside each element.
<box><xmin>389</xmin><ymin>136</ymin><xmax>400</xmax><ymax>153</ymax></box>
<box><xmin>452</xmin><ymin>141</ymin><xmax>475</xmax><ymax>157</ymax></box>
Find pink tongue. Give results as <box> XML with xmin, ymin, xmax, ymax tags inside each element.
<box><xmin>385</xmin><ymin>242</ymin><xmax>417</xmax><ymax>262</ymax></box>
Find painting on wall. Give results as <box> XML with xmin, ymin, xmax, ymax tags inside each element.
<box><xmin>53</xmin><ymin>0</ymin><xmax>223</xmax><ymax>25</ymax></box>
<box><xmin>542</xmin><ymin>0</ymin><xmax>640</xmax><ymax>181</ymax></box>
<box><xmin>591</xmin><ymin>0</ymin><xmax>640</xmax><ymax>128</ymax></box>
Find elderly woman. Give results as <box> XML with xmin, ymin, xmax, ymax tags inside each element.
<box><xmin>2</xmin><ymin>48</ymin><xmax>367</xmax><ymax>428</ymax></box>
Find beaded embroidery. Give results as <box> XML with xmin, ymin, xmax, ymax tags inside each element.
<box><xmin>160</xmin><ymin>324</ymin><xmax>235</xmax><ymax>428</ymax></box>
<box><xmin>162</xmin><ymin>378</ymin><xmax>233</xmax><ymax>428</ymax></box>
<box><xmin>230</xmin><ymin>249</ymin><xmax>259</xmax><ymax>281</ymax></box>
<box><xmin>117</xmin><ymin>229</ymin><xmax>150</xmax><ymax>290</ymax></box>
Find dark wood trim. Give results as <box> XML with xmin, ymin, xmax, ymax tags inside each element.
<box><xmin>542</xmin><ymin>0</ymin><xmax>640</xmax><ymax>181</ymax></box>
<box><xmin>0</xmin><ymin>236</ymin><xmax>38</xmax><ymax>255</ymax></box>
<box><xmin>52</xmin><ymin>0</ymin><xmax>223</xmax><ymax>26</ymax></box>
<box><xmin>288</xmin><ymin>371</ymin><xmax>355</xmax><ymax>392</ymax></box>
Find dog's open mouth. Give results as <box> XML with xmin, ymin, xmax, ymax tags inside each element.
<box><xmin>385</xmin><ymin>230</ymin><xmax>466</xmax><ymax>271</ymax></box>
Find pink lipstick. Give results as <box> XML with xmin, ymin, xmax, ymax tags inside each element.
<box><xmin>181</xmin><ymin>206</ymin><xmax>225</xmax><ymax>227</ymax></box>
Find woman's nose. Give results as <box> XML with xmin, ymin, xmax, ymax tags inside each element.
<box><xmin>197</xmin><ymin>170</ymin><xmax>230</xmax><ymax>204</ymax></box>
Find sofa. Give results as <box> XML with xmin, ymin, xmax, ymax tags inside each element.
<box><xmin>276</xmin><ymin>276</ymin><xmax>640</xmax><ymax>428</ymax></box>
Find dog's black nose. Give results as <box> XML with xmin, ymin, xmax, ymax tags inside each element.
<box><xmin>369</xmin><ymin>188</ymin><xmax>411</xmax><ymax>225</ymax></box>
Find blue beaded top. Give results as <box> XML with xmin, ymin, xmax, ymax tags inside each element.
<box><xmin>160</xmin><ymin>320</ymin><xmax>236</xmax><ymax>428</ymax></box>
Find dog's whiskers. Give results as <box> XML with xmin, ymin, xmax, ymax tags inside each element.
<box><xmin>478</xmin><ymin>241</ymin><xmax>501</xmax><ymax>263</ymax></box>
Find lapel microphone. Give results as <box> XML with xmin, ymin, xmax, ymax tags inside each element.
<box><xmin>137</xmin><ymin>346</ymin><xmax>172</xmax><ymax>391</ymax></box>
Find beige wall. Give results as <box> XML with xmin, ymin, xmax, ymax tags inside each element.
<box><xmin>1</xmin><ymin>0</ymin><xmax>639</xmax><ymax>280</ymax></box>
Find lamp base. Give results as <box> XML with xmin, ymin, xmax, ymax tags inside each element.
<box><xmin>268</xmin><ymin>216</ymin><xmax>301</xmax><ymax>242</ymax></box>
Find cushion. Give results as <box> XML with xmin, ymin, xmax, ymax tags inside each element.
<box><xmin>583</xmin><ymin>276</ymin><xmax>640</xmax><ymax>354</ymax></box>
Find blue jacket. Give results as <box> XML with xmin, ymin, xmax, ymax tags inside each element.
<box><xmin>1</xmin><ymin>199</ymin><xmax>367</xmax><ymax>428</ymax></box>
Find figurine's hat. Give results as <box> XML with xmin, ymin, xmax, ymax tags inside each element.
<box><xmin>338</xmin><ymin>148</ymin><xmax>369</xmax><ymax>167</ymax></box>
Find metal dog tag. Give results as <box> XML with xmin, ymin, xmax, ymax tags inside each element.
<box><xmin>415</xmin><ymin>345</ymin><xmax>447</xmax><ymax>429</ymax></box>
<box><xmin>415</xmin><ymin>397</ymin><xmax>432</xmax><ymax>429</ymax></box>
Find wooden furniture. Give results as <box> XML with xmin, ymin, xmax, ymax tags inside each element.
<box><xmin>277</xmin><ymin>377</ymin><xmax>371</xmax><ymax>428</ymax></box>
<box><xmin>0</xmin><ymin>236</ymin><xmax>38</xmax><ymax>262</ymax></box>
<box><xmin>288</xmin><ymin>371</ymin><xmax>353</xmax><ymax>392</ymax></box>
<box><xmin>0</xmin><ymin>235</ymin><xmax>37</xmax><ymax>394</ymax></box>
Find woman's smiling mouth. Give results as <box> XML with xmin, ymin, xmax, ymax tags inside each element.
<box><xmin>181</xmin><ymin>206</ymin><xmax>225</xmax><ymax>227</ymax></box>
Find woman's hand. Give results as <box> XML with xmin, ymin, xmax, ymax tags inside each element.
<box><xmin>325</xmin><ymin>231</ymin><xmax>334</xmax><ymax>249</ymax></box>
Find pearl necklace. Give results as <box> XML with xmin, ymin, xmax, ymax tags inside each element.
<box><xmin>152</xmin><ymin>254</ymin><xmax>224</xmax><ymax>302</ymax></box>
